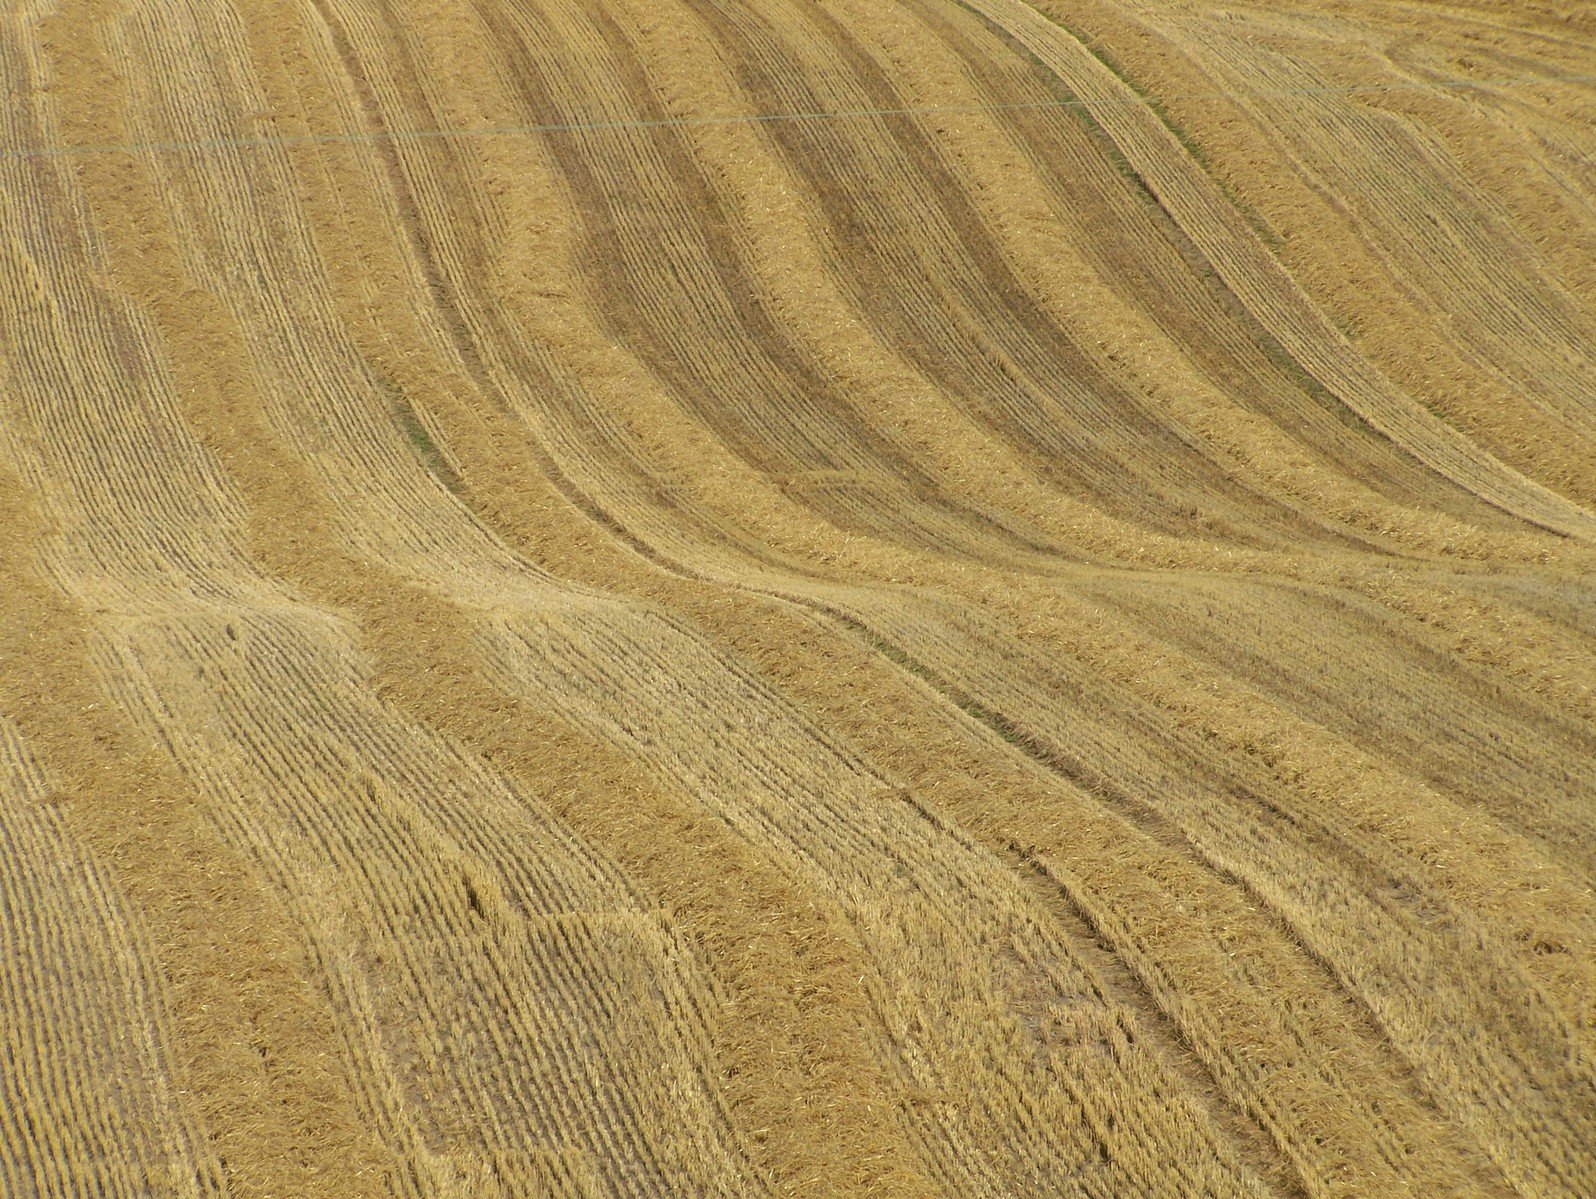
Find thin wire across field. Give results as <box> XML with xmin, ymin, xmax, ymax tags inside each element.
<box><xmin>5</xmin><ymin>69</ymin><xmax>1592</xmax><ymax>160</ymax></box>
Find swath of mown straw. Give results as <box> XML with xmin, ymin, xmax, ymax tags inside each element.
<box><xmin>29</xmin><ymin>2</ymin><xmax>948</xmax><ymax>1193</ymax></box>
<box><xmin>0</xmin><ymin>470</ymin><xmax>396</xmax><ymax>1199</ymax></box>
<box><xmin>6</xmin><ymin>0</ymin><xmax>1593</xmax><ymax>1196</ymax></box>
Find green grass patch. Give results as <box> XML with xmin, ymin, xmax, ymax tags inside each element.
<box><xmin>382</xmin><ymin>381</ymin><xmax>465</xmax><ymax>496</ymax></box>
<box><xmin>1075</xmin><ymin>38</ymin><xmax>1284</xmax><ymax>250</ymax></box>
<box><xmin>864</xmin><ymin>632</ymin><xmax>1027</xmax><ymax>747</ymax></box>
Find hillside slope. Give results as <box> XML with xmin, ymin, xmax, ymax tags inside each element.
<box><xmin>1</xmin><ymin>1</ymin><xmax>1591</xmax><ymax>1197</ymax></box>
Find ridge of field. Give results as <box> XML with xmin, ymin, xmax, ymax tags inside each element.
<box><xmin>0</xmin><ymin>1</ymin><xmax>1590</xmax><ymax>1198</ymax></box>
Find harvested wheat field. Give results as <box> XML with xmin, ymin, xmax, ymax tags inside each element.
<box><xmin>1</xmin><ymin>0</ymin><xmax>1593</xmax><ymax>1195</ymax></box>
